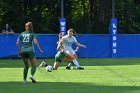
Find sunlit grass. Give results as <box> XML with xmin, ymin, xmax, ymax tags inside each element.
<box><xmin>0</xmin><ymin>58</ymin><xmax>140</xmax><ymax>93</ymax></box>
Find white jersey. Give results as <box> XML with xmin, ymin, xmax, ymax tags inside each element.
<box><xmin>61</xmin><ymin>35</ymin><xmax>77</xmax><ymax>55</ymax></box>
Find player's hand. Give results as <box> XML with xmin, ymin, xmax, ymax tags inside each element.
<box><xmin>75</xmin><ymin>47</ymin><xmax>79</xmax><ymax>52</ymax></box>
<box><xmin>40</xmin><ymin>50</ymin><xmax>44</xmax><ymax>54</ymax></box>
<box><xmin>82</xmin><ymin>45</ymin><xmax>86</xmax><ymax>48</ymax></box>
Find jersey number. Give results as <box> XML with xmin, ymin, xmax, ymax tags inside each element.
<box><xmin>23</xmin><ymin>34</ymin><xmax>30</xmax><ymax>42</ymax></box>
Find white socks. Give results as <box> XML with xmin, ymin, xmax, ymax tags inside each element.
<box><xmin>72</xmin><ymin>59</ymin><xmax>80</xmax><ymax>67</ymax></box>
<box><xmin>67</xmin><ymin>63</ymin><xmax>71</xmax><ymax>67</ymax></box>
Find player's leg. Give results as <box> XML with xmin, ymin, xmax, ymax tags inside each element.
<box><xmin>66</xmin><ymin>50</ymin><xmax>81</xmax><ymax>69</ymax></box>
<box><xmin>65</xmin><ymin>49</ymin><xmax>77</xmax><ymax>69</ymax></box>
<box><xmin>73</xmin><ymin>54</ymin><xmax>84</xmax><ymax>70</ymax></box>
<box><xmin>63</xmin><ymin>52</ymin><xmax>75</xmax><ymax>62</ymax></box>
<box><xmin>39</xmin><ymin>61</ymin><xmax>48</xmax><ymax>67</ymax></box>
<box><xmin>53</xmin><ymin>61</ymin><xmax>60</xmax><ymax>70</ymax></box>
<box><xmin>29</xmin><ymin>52</ymin><xmax>37</xmax><ymax>83</ymax></box>
<box><xmin>66</xmin><ymin>50</ymin><xmax>84</xmax><ymax>70</ymax></box>
<box><xmin>53</xmin><ymin>56</ymin><xmax>72</xmax><ymax>70</ymax></box>
<box><xmin>53</xmin><ymin>53</ymin><xmax>61</xmax><ymax>70</ymax></box>
<box><xmin>21</xmin><ymin>53</ymin><xmax>29</xmax><ymax>83</ymax></box>
<box><xmin>30</xmin><ymin>58</ymin><xmax>36</xmax><ymax>76</ymax></box>
<box><xmin>63</xmin><ymin>55</ymin><xmax>74</xmax><ymax>70</ymax></box>
<box><xmin>66</xmin><ymin>53</ymin><xmax>78</xmax><ymax>68</ymax></box>
<box><xmin>74</xmin><ymin>53</ymin><xmax>78</xmax><ymax>60</ymax></box>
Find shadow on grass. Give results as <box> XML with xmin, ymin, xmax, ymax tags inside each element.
<box><xmin>0</xmin><ymin>82</ymin><xmax>140</xmax><ymax>93</ymax></box>
<box><xmin>1</xmin><ymin>58</ymin><xmax>140</xmax><ymax>68</ymax></box>
<box><xmin>78</xmin><ymin>58</ymin><xmax>140</xmax><ymax>66</ymax></box>
<box><xmin>0</xmin><ymin>59</ymin><xmax>54</xmax><ymax>68</ymax></box>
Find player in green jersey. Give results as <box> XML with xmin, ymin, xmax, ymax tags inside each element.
<box><xmin>53</xmin><ymin>51</ymin><xmax>75</xmax><ymax>70</ymax></box>
<box><xmin>39</xmin><ymin>47</ymin><xmax>75</xmax><ymax>70</ymax></box>
<box><xmin>39</xmin><ymin>33</ymin><xmax>75</xmax><ymax>70</ymax></box>
<box><xmin>16</xmin><ymin>22</ymin><xmax>43</xmax><ymax>83</ymax></box>
<box><xmin>39</xmin><ymin>50</ymin><xmax>74</xmax><ymax>70</ymax></box>
<box><xmin>53</xmin><ymin>41</ymin><xmax>75</xmax><ymax>70</ymax></box>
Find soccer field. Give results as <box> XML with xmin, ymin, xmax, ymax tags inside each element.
<box><xmin>0</xmin><ymin>58</ymin><xmax>140</xmax><ymax>93</ymax></box>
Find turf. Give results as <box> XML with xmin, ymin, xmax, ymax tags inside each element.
<box><xmin>0</xmin><ymin>58</ymin><xmax>140</xmax><ymax>93</ymax></box>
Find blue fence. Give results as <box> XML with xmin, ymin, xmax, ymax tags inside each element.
<box><xmin>0</xmin><ymin>34</ymin><xmax>140</xmax><ymax>58</ymax></box>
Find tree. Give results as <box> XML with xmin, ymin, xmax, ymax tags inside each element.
<box><xmin>0</xmin><ymin>0</ymin><xmax>139</xmax><ymax>34</ymax></box>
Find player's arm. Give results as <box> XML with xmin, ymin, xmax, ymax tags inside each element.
<box><xmin>57</xmin><ymin>39</ymin><xmax>63</xmax><ymax>51</ymax></box>
<box><xmin>73</xmin><ymin>36</ymin><xmax>86</xmax><ymax>48</ymax></box>
<box><xmin>33</xmin><ymin>37</ymin><xmax>43</xmax><ymax>53</ymax></box>
<box><xmin>75</xmin><ymin>47</ymin><xmax>79</xmax><ymax>52</ymax></box>
<box><xmin>75</xmin><ymin>42</ymin><xmax>86</xmax><ymax>48</ymax></box>
<box><xmin>16</xmin><ymin>38</ymin><xmax>21</xmax><ymax>57</ymax></box>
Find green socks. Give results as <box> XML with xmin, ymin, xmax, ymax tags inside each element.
<box><xmin>31</xmin><ymin>66</ymin><xmax>36</xmax><ymax>76</ymax></box>
<box><xmin>23</xmin><ymin>67</ymin><xmax>29</xmax><ymax>80</ymax></box>
<box><xmin>23</xmin><ymin>66</ymin><xmax>36</xmax><ymax>80</ymax></box>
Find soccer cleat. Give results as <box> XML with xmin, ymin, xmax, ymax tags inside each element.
<box><xmin>39</xmin><ymin>61</ymin><xmax>46</xmax><ymax>67</ymax></box>
<box><xmin>77</xmin><ymin>67</ymin><xmax>84</xmax><ymax>70</ymax></box>
<box><xmin>73</xmin><ymin>66</ymin><xmax>84</xmax><ymax>70</ymax></box>
<box><xmin>66</xmin><ymin>66</ymin><xmax>71</xmax><ymax>70</ymax></box>
<box><xmin>73</xmin><ymin>66</ymin><xmax>77</xmax><ymax>70</ymax></box>
<box><xmin>23</xmin><ymin>79</ymin><xmax>27</xmax><ymax>84</ymax></box>
<box><xmin>29</xmin><ymin>75</ymin><xmax>36</xmax><ymax>83</ymax></box>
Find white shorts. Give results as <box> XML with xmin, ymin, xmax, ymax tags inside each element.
<box><xmin>64</xmin><ymin>47</ymin><xmax>75</xmax><ymax>55</ymax></box>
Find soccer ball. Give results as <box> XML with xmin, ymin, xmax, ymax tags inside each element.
<box><xmin>45</xmin><ymin>65</ymin><xmax>53</xmax><ymax>72</ymax></box>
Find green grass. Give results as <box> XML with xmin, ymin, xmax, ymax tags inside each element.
<box><xmin>0</xmin><ymin>58</ymin><xmax>140</xmax><ymax>93</ymax></box>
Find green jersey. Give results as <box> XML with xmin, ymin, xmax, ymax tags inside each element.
<box><xmin>18</xmin><ymin>31</ymin><xmax>36</xmax><ymax>53</ymax></box>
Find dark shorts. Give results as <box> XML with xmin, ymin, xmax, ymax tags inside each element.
<box><xmin>54</xmin><ymin>51</ymin><xmax>67</xmax><ymax>62</ymax></box>
<box><xmin>21</xmin><ymin>51</ymin><xmax>36</xmax><ymax>60</ymax></box>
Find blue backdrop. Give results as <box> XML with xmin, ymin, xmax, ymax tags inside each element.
<box><xmin>0</xmin><ymin>34</ymin><xmax>140</xmax><ymax>58</ymax></box>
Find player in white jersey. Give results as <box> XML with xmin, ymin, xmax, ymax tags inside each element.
<box><xmin>61</xmin><ymin>29</ymin><xmax>86</xmax><ymax>69</ymax></box>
